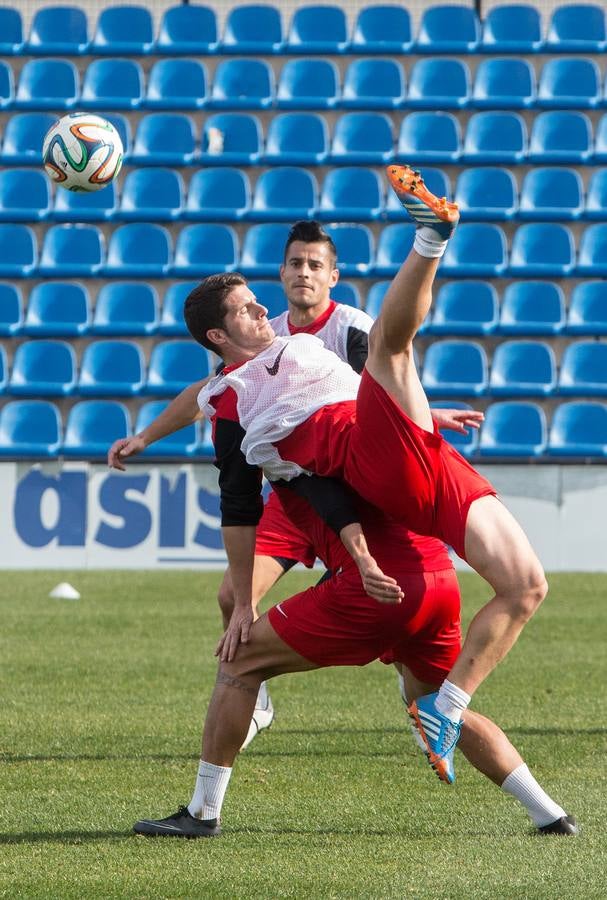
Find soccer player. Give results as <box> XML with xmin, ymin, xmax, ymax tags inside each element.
<box><xmin>181</xmin><ymin>166</ymin><xmax>549</xmax><ymax>785</ymax></box>
<box><xmin>108</xmin><ymin>219</ymin><xmax>481</xmax><ymax>750</ymax></box>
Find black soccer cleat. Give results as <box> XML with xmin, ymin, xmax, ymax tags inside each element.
<box><xmin>133</xmin><ymin>805</ymin><xmax>221</xmax><ymax>838</ymax></box>
<box><xmin>538</xmin><ymin>814</ymin><xmax>579</xmax><ymax>836</ymax></box>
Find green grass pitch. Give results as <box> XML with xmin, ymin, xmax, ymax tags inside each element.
<box><xmin>1</xmin><ymin>570</ymin><xmax>606</xmax><ymax>899</ymax></box>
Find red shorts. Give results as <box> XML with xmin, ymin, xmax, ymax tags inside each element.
<box><xmin>255</xmin><ymin>489</ymin><xmax>316</xmax><ymax>568</ymax></box>
<box><xmin>268</xmin><ymin>565</ymin><xmax>461</xmax><ymax>685</ymax></box>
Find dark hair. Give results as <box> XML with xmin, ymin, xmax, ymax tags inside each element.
<box><xmin>184</xmin><ymin>272</ymin><xmax>248</xmax><ymax>352</ymax></box>
<box><xmin>284</xmin><ymin>220</ymin><xmax>338</xmax><ymax>264</ymax></box>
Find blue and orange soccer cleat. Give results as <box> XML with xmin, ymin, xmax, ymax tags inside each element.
<box><xmin>407</xmin><ymin>691</ymin><xmax>463</xmax><ymax>784</ymax></box>
<box><xmin>387</xmin><ymin>165</ymin><xmax>459</xmax><ymax>240</ymax></box>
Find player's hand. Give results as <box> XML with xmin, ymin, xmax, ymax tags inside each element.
<box><xmin>107</xmin><ymin>435</ymin><xmax>146</xmax><ymax>470</ymax></box>
<box><xmin>215</xmin><ymin>606</ymin><xmax>254</xmax><ymax>662</ymax></box>
<box><xmin>357</xmin><ymin>555</ymin><xmax>403</xmax><ymax>604</ymax></box>
<box><xmin>432</xmin><ymin>408</ymin><xmax>484</xmax><ymax>434</ymax></box>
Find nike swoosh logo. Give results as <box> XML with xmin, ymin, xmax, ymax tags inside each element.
<box><xmin>264</xmin><ymin>344</ymin><xmax>287</xmax><ymax>376</ymax></box>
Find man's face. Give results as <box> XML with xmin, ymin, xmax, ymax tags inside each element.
<box><xmin>280</xmin><ymin>240</ymin><xmax>339</xmax><ymax>312</ymax></box>
<box><xmin>208</xmin><ymin>284</ymin><xmax>275</xmax><ymax>360</ymax></box>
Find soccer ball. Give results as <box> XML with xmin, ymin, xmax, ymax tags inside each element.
<box><xmin>42</xmin><ymin>112</ymin><xmax>123</xmax><ymax>192</ymax></box>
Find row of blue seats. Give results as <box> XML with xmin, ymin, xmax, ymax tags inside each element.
<box><xmin>5</xmin><ymin>110</ymin><xmax>607</xmax><ymax>167</ymax></box>
<box><xmin>2</xmin><ymin>337</ymin><xmax>607</xmax><ymax>400</ymax></box>
<box><xmin>1</xmin><ymin>397</ymin><xmax>605</xmax><ymax>459</ymax></box>
<box><xmin>6</xmin><ymin>56</ymin><xmax>607</xmax><ymax>112</ymax></box>
<box><xmin>7</xmin><ymin>165</ymin><xmax>607</xmax><ymax>224</ymax></box>
<box><xmin>2</xmin><ymin>280</ymin><xmax>606</xmax><ymax>339</ymax></box>
<box><xmin>3</xmin><ymin>4</ymin><xmax>607</xmax><ymax>57</ymax></box>
<box><xmin>3</xmin><ymin>221</ymin><xmax>607</xmax><ymax>279</ymax></box>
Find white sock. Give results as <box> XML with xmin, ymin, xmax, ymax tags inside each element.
<box><xmin>501</xmin><ymin>764</ymin><xmax>566</xmax><ymax>828</ymax></box>
<box><xmin>256</xmin><ymin>680</ymin><xmax>268</xmax><ymax>710</ymax></box>
<box><xmin>413</xmin><ymin>228</ymin><xmax>449</xmax><ymax>259</ymax></box>
<box><xmin>434</xmin><ymin>679</ymin><xmax>471</xmax><ymax>723</ymax></box>
<box><xmin>188</xmin><ymin>760</ymin><xmax>232</xmax><ymax>821</ymax></box>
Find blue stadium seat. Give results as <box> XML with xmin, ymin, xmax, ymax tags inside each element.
<box><xmin>23</xmin><ymin>282</ymin><xmax>91</xmax><ymax>336</ymax></box>
<box><xmin>0</xmin><ymin>224</ymin><xmax>36</xmax><ymax>277</ymax></box>
<box><xmin>251</xmin><ymin>167</ymin><xmax>318</xmax><ymax>221</ymax></box>
<box><xmin>566</xmin><ymin>282</ymin><xmax>607</xmax><ymax>335</ymax></box>
<box><xmin>0</xmin><ymin>168</ymin><xmax>51</xmax><ymax>221</ymax></box>
<box><xmin>329</xmin><ymin>112</ymin><xmax>393</xmax><ymax>165</ymax></box>
<box><xmin>374</xmin><ymin>224</ymin><xmax>416</xmax><ymax>276</ymax></box>
<box><xmin>537</xmin><ymin>58</ymin><xmax>601</xmax><ymax>109</ymax></box>
<box><xmin>135</xmin><ymin>400</ymin><xmax>200</xmax><ymax>457</ymax></box>
<box><xmin>416</xmin><ymin>4</ymin><xmax>480</xmax><ymax>53</ymax></box>
<box><xmin>509</xmin><ymin>223</ymin><xmax>575</xmax><ymax>277</ymax></box>
<box><xmin>430</xmin><ymin>281</ymin><xmax>499</xmax><ymax>335</ymax></box>
<box><xmin>578</xmin><ymin>224</ymin><xmax>607</xmax><ymax>276</ymax></box>
<box><xmin>430</xmin><ymin>400</ymin><xmax>479</xmax><ymax>458</ymax></box>
<box><xmin>185</xmin><ymin>167</ymin><xmax>251</xmax><ymax>221</ymax></box>
<box><xmin>489</xmin><ymin>340</ymin><xmax>557</xmax><ymax>396</ymax></box>
<box><xmin>159</xmin><ymin>282</ymin><xmax>196</xmax><ymax>336</ymax></box>
<box><xmin>341</xmin><ymin>58</ymin><xmax>406</xmax><ymax>109</ymax></box>
<box><xmin>51</xmin><ymin>180</ymin><xmax>118</xmax><ymax>223</ymax></box>
<box><xmin>104</xmin><ymin>224</ymin><xmax>171</xmax><ymax>278</ymax></box>
<box><xmin>10</xmin><ymin>339</ymin><xmax>77</xmax><ymax>396</ymax></box>
<box><xmin>0</xmin><ymin>401</ymin><xmax>61</xmax><ymax>457</ymax></box>
<box><xmin>585</xmin><ymin>170</ymin><xmax>607</xmax><ymax>221</ymax></box>
<box><xmin>548</xmin><ymin>401</ymin><xmax>607</xmax><ymax>456</ymax></box>
<box><xmin>118</xmin><ymin>168</ymin><xmax>184</xmax><ymax>222</ymax></box>
<box><xmin>385</xmin><ymin>167</ymin><xmax>450</xmax><ymax>221</ymax></box>
<box><xmin>593</xmin><ymin>114</ymin><xmax>607</xmax><ymax>164</ymax></box>
<box><xmin>529</xmin><ymin>112</ymin><xmax>593</xmax><ymax>164</ymax></box>
<box><xmin>264</xmin><ymin>113</ymin><xmax>329</xmax><ymax>165</ymax></box>
<box><xmin>472</xmin><ymin>58</ymin><xmax>536</xmax><ymax>109</ymax></box>
<box><xmin>331</xmin><ymin>281</ymin><xmax>361</xmax><ymax>309</ymax></box>
<box><xmin>0</xmin><ymin>345</ymin><xmax>7</xmax><ymax>392</ymax></box>
<box><xmin>221</xmin><ymin>4</ymin><xmax>283</xmax><ymax>53</ymax></box>
<box><xmin>276</xmin><ymin>59</ymin><xmax>340</xmax><ymax>110</ymax></box>
<box><xmin>63</xmin><ymin>400</ymin><xmax>131</xmax><ymax>458</ymax></box>
<box><xmin>462</xmin><ymin>112</ymin><xmax>527</xmax><ymax>164</ymax></box>
<box><xmin>397</xmin><ymin>112</ymin><xmax>461</xmax><ymax>164</ymax></box>
<box><xmin>546</xmin><ymin>4</ymin><xmax>607</xmax><ymax>52</ymax></box>
<box><xmin>81</xmin><ymin>58</ymin><xmax>144</xmax><ymax>110</ymax></box>
<box><xmin>249</xmin><ymin>280</ymin><xmax>287</xmax><ymax>318</ymax></box>
<box><xmin>286</xmin><ymin>4</ymin><xmax>348</xmax><ymax>53</ymax></box>
<box><xmin>479</xmin><ymin>401</ymin><xmax>547</xmax><ymax>457</ymax></box>
<box><xmin>326</xmin><ymin>224</ymin><xmax>374</xmax><ymax>277</ymax></box>
<box><xmin>105</xmin><ymin>113</ymin><xmax>132</xmax><ymax>161</ymax></box>
<box><xmin>363</xmin><ymin>281</ymin><xmax>389</xmax><ymax>319</ymax></box>
<box><xmin>519</xmin><ymin>167</ymin><xmax>584</xmax><ymax>221</ymax></box>
<box><xmin>131</xmin><ymin>114</ymin><xmax>196</xmax><ymax>165</ymax></box>
<box><xmin>0</xmin><ymin>60</ymin><xmax>14</xmax><ymax>109</ymax></box>
<box><xmin>0</xmin><ymin>7</ymin><xmax>23</xmax><ymax>55</ymax></box>
<box><xmin>318</xmin><ymin>167</ymin><xmax>382</xmax><ymax>221</ymax></box>
<box><xmin>156</xmin><ymin>4</ymin><xmax>218</xmax><ymax>54</ymax></box>
<box><xmin>26</xmin><ymin>6</ymin><xmax>89</xmax><ymax>54</ymax></box>
<box><xmin>559</xmin><ymin>341</ymin><xmax>607</xmax><ymax>396</ymax></box>
<box><xmin>91</xmin><ymin>5</ymin><xmax>154</xmax><ymax>54</ymax></box>
<box><xmin>441</xmin><ymin>224</ymin><xmax>507</xmax><ymax>277</ymax></box>
<box><xmin>146</xmin><ymin>340</ymin><xmax>212</xmax><ymax>395</ymax></box>
<box><xmin>407</xmin><ymin>58</ymin><xmax>470</xmax><ymax>109</ymax></box>
<box><xmin>210</xmin><ymin>59</ymin><xmax>274</xmax><ymax>110</ymax></box>
<box><xmin>39</xmin><ymin>224</ymin><xmax>103</xmax><ymax>277</ymax></box>
<box><xmin>78</xmin><ymin>340</ymin><xmax>145</xmax><ymax>396</ymax></box>
<box><xmin>351</xmin><ymin>5</ymin><xmax>412</xmax><ymax>53</ymax></box>
<box><xmin>422</xmin><ymin>340</ymin><xmax>488</xmax><ymax>397</ymax></box>
<box><xmin>481</xmin><ymin>4</ymin><xmax>543</xmax><ymax>53</ymax></box>
<box><xmin>15</xmin><ymin>59</ymin><xmax>78</xmax><ymax>110</ymax></box>
<box><xmin>239</xmin><ymin>223</ymin><xmax>291</xmax><ymax>277</ymax></box>
<box><xmin>200</xmin><ymin>113</ymin><xmax>262</xmax><ymax>165</ymax></box>
<box><xmin>0</xmin><ymin>284</ymin><xmax>23</xmax><ymax>336</ymax></box>
<box><xmin>454</xmin><ymin>167</ymin><xmax>517</xmax><ymax>221</ymax></box>
<box><xmin>499</xmin><ymin>281</ymin><xmax>565</xmax><ymax>336</ymax></box>
<box><xmin>91</xmin><ymin>282</ymin><xmax>159</xmax><ymax>336</ymax></box>
<box><xmin>172</xmin><ymin>224</ymin><xmax>238</xmax><ymax>277</ymax></box>
<box><xmin>145</xmin><ymin>59</ymin><xmax>207</xmax><ymax>111</ymax></box>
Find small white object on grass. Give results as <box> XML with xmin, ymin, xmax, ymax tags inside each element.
<box><xmin>49</xmin><ymin>582</ymin><xmax>81</xmax><ymax>600</ymax></box>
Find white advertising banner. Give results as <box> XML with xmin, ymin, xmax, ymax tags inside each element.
<box><xmin>1</xmin><ymin>461</ymin><xmax>606</xmax><ymax>570</ymax></box>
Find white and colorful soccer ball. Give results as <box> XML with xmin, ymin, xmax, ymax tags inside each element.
<box><xmin>42</xmin><ymin>112</ymin><xmax>123</xmax><ymax>192</ymax></box>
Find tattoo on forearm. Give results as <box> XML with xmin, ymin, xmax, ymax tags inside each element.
<box><xmin>217</xmin><ymin>670</ymin><xmax>258</xmax><ymax>696</ymax></box>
